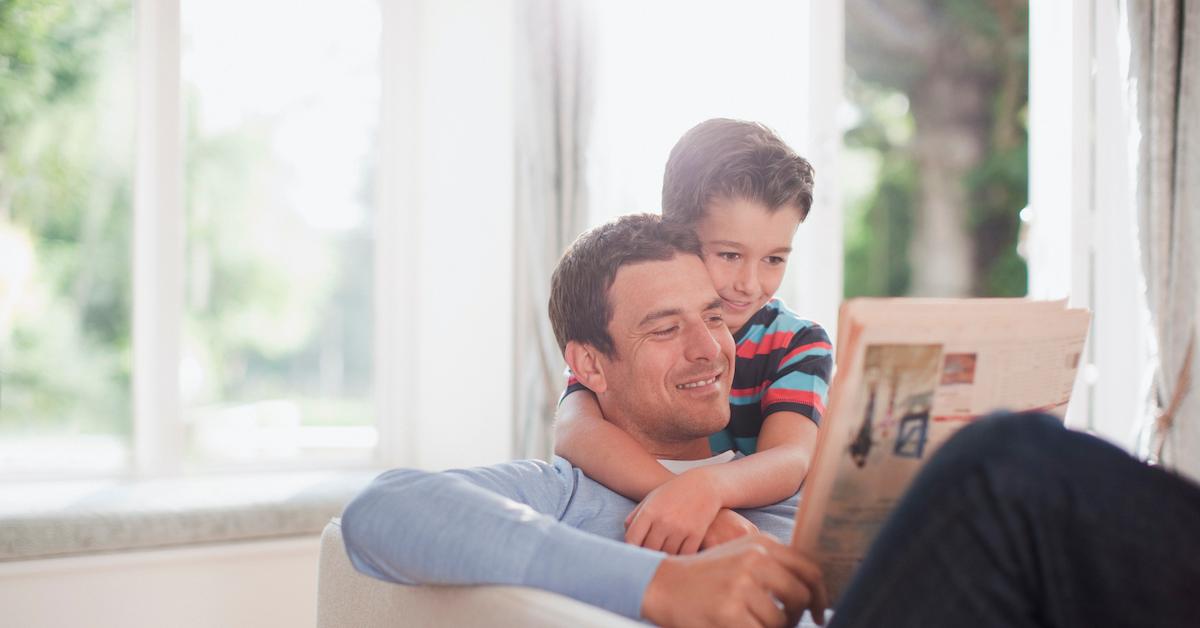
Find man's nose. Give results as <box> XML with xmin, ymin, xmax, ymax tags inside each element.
<box><xmin>683</xmin><ymin>321</ymin><xmax>722</xmax><ymax>362</ymax></box>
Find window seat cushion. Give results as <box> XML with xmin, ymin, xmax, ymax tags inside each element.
<box><xmin>0</xmin><ymin>470</ymin><xmax>378</xmax><ymax>561</ymax></box>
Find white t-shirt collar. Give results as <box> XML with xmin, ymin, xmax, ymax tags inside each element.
<box><xmin>657</xmin><ymin>449</ymin><xmax>736</xmax><ymax>475</ymax></box>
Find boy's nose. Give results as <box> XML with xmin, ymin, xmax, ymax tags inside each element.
<box><xmin>734</xmin><ymin>263</ymin><xmax>757</xmax><ymax>294</ymax></box>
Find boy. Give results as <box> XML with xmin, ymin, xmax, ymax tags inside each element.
<box><xmin>555</xmin><ymin>118</ymin><xmax>832</xmax><ymax>555</ymax></box>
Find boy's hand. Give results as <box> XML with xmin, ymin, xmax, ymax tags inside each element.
<box><xmin>625</xmin><ymin>468</ymin><xmax>722</xmax><ymax>555</ymax></box>
<box><xmin>702</xmin><ymin>509</ymin><xmax>759</xmax><ymax>550</ymax></box>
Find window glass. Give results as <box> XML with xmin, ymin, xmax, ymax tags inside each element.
<box><xmin>181</xmin><ymin>0</ymin><xmax>380</xmax><ymax>467</ymax></box>
<box><xmin>587</xmin><ymin>0</ymin><xmax>808</xmax><ymax>229</ymax></box>
<box><xmin>0</xmin><ymin>1</ymin><xmax>135</xmax><ymax>474</ymax></box>
<box><xmin>842</xmin><ymin>2</ymin><xmax>1030</xmax><ymax>298</ymax></box>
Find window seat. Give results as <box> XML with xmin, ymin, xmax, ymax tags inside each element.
<box><xmin>0</xmin><ymin>470</ymin><xmax>379</xmax><ymax>561</ymax></box>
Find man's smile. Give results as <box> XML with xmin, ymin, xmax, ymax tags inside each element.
<box><xmin>675</xmin><ymin>370</ymin><xmax>724</xmax><ymax>391</ymax></box>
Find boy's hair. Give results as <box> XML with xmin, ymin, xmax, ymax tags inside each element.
<box><xmin>549</xmin><ymin>213</ymin><xmax>703</xmax><ymax>358</ymax></box>
<box><xmin>661</xmin><ymin>118</ymin><xmax>816</xmax><ymax>226</ymax></box>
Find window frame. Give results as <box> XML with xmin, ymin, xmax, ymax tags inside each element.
<box><xmin>133</xmin><ymin>0</ymin><xmax>184</xmax><ymax>476</ymax></box>
<box><xmin>1027</xmin><ymin>0</ymin><xmax>1153</xmax><ymax>450</ymax></box>
<box><xmin>131</xmin><ymin>0</ymin><xmax>397</xmax><ymax>476</ymax></box>
<box><xmin>127</xmin><ymin>0</ymin><xmax>518</xmax><ymax>477</ymax></box>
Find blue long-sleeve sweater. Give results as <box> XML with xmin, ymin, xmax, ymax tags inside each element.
<box><xmin>341</xmin><ymin>456</ymin><xmax>798</xmax><ymax>620</ymax></box>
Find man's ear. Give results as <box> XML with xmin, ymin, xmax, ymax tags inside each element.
<box><xmin>564</xmin><ymin>341</ymin><xmax>608</xmax><ymax>394</ymax></box>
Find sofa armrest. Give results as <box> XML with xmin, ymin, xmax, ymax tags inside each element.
<box><xmin>317</xmin><ymin>519</ymin><xmax>642</xmax><ymax>627</ymax></box>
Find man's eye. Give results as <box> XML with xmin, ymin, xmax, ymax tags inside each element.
<box><xmin>706</xmin><ymin>314</ymin><xmax>725</xmax><ymax>326</ymax></box>
<box><xmin>765</xmin><ymin>256</ymin><xmax>786</xmax><ymax>265</ymax></box>
<box><xmin>651</xmin><ymin>326</ymin><xmax>679</xmax><ymax>337</ymax></box>
<box><xmin>718</xmin><ymin>252</ymin><xmax>740</xmax><ymax>262</ymax></box>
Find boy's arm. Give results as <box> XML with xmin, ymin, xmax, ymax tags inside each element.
<box><xmin>554</xmin><ymin>390</ymin><xmax>677</xmax><ymax>500</ymax></box>
<box><xmin>557</xmin><ymin>390</ymin><xmax>729</xmax><ymax>554</ymax></box>
<box><xmin>697</xmin><ymin>411</ymin><xmax>818</xmax><ymax>509</ymax></box>
<box><xmin>703</xmin><ymin>321</ymin><xmax>833</xmax><ymax>508</ymax></box>
<box><xmin>626</xmin><ymin>412</ymin><xmax>817</xmax><ymax>554</ymax></box>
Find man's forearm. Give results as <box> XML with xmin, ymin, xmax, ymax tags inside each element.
<box><xmin>340</xmin><ymin>466</ymin><xmax>664</xmax><ymax>619</ymax></box>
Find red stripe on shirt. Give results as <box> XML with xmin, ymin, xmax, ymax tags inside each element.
<box><xmin>778</xmin><ymin>341</ymin><xmax>833</xmax><ymax>367</ymax></box>
<box><xmin>736</xmin><ymin>330</ymin><xmax>797</xmax><ymax>359</ymax></box>
<box><xmin>762</xmin><ymin>389</ymin><xmax>825</xmax><ymax>415</ymax></box>
<box><xmin>730</xmin><ymin>382</ymin><xmax>770</xmax><ymax>399</ymax></box>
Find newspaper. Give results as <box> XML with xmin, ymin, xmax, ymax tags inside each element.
<box><xmin>791</xmin><ymin>298</ymin><xmax>1091</xmax><ymax>602</ymax></box>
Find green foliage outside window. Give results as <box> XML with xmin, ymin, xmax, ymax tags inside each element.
<box><xmin>843</xmin><ymin>0</ymin><xmax>1029</xmax><ymax>298</ymax></box>
<box><xmin>0</xmin><ymin>0</ymin><xmax>133</xmax><ymax>438</ymax></box>
<box><xmin>0</xmin><ymin>0</ymin><xmax>376</xmax><ymax>464</ymax></box>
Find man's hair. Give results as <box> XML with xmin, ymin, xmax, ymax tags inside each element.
<box><xmin>549</xmin><ymin>213</ymin><xmax>703</xmax><ymax>358</ymax></box>
<box><xmin>661</xmin><ymin>118</ymin><xmax>816</xmax><ymax>226</ymax></box>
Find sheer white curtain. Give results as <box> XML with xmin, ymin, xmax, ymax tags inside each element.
<box><xmin>512</xmin><ymin>0</ymin><xmax>594</xmax><ymax>460</ymax></box>
<box><xmin>1126</xmin><ymin>0</ymin><xmax>1200</xmax><ymax>480</ymax></box>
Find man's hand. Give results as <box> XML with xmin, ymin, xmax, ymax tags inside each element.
<box><xmin>625</xmin><ymin>468</ymin><xmax>722</xmax><ymax>554</ymax></box>
<box><xmin>702</xmin><ymin>509</ymin><xmax>759</xmax><ymax>550</ymax></box>
<box><xmin>641</xmin><ymin>534</ymin><xmax>829</xmax><ymax>628</ymax></box>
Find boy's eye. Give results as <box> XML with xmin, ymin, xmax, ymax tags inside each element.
<box><xmin>651</xmin><ymin>326</ymin><xmax>679</xmax><ymax>337</ymax></box>
<box><xmin>765</xmin><ymin>256</ymin><xmax>786</xmax><ymax>266</ymax></box>
<box><xmin>717</xmin><ymin>252</ymin><xmax>741</xmax><ymax>262</ymax></box>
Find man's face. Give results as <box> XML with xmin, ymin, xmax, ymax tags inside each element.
<box><xmin>595</xmin><ymin>254</ymin><xmax>735</xmax><ymax>450</ymax></box>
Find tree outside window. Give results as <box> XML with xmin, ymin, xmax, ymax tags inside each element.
<box><xmin>843</xmin><ymin>0</ymin><xmax>1029</xmax><ymax>299</ymax></box>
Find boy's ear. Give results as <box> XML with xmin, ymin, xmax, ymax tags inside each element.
<box><xmin>564</xmin><ymin>341</ymin><xmax>608</xmax><ymax>394</ymax></box>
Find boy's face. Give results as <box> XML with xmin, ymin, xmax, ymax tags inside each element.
<box><xmin>693</xmin><ymin>198</ymin><xmax>802</xmax><ymax>332</ymax></box>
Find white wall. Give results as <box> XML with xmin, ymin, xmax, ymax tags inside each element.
<box><xmin>376</xmin><ymin>0</ymin><xmax>517</xmax><ymax>471</ymax></box>
<box><xmin>0</xmin><ymin>538</ymin><xmax>320</xmax><ymax>628</ymax></box>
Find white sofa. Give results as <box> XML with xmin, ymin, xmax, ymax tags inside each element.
<box><xmin>316</xmin><ymin>518</ymin><xmax>642</xmax><ymax>627</ymax></box>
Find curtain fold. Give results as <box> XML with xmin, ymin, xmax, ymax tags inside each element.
<box><xmin>1127</xmin><ymin>0</ymin><xmax>1200</xmax><ymax>480</ymax></box>
<box><xmin>512</xmin><ymin>0</ymin><xmax>594</xmax><ymax>460</ymax></box>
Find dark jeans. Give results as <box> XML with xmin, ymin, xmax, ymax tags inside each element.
<box><xmin>831</xmin><ymin>412</ymin><xmax>1200</xmax><ymax>628</ymax></box>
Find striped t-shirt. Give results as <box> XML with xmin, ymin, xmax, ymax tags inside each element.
<box><xmin>710</xmin><ymin>299</ymin><xmax>832</xmax><ymax>455</ymax></box>
<box><xmin>562</xmin><ymin>298</ymin><xmax>833</xmax><ymax>455</ymax></box>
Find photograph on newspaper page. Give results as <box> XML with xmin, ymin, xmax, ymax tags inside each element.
<box><xmin>798</xmin><ymin>343</ymin><xmax>943</xmax><ymax>600</ymax></box>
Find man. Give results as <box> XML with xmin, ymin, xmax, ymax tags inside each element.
<box><xmin>343</xmin><ymin>213</ymin><xmax>1200</xmax><ymax>627</ymax></box>
<box><xmin>342</xmin><ymin>214</ymin><xmax>827</xmax><ymax>626</ymax></box>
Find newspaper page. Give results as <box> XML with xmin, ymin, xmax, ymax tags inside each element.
<box><xmin>792</xmin><ymin>298</ymin><xmax>1091</xmax><ymax>602</ymax></box>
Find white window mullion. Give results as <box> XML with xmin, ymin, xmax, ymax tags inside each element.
<box><xmin>1030</xmin><ymin>0</ymin><xmax>1151</xmax><ymax>449</ymax></box>
<box><xmin>1029</xmin><ymin>0</ymin><xmax>1095</xmax><ymax>428</ymax></box>
<box><xmin>777</xmin><ymin>0</ymin><xmax>843</xmax><ymax>343</ymax></box>
<box><xmin>1090</xmin><ymin>0</ymin><xmax>1150</xmax><ymax>448</ymax></box>
<box><xmin>133</xmin><ymin>0</ymin><xmax>184</xmax><ymax>476</ymax></box>
<box><xmin>373</xmin><ymin>0</ymin><xmax>422</xmax><ymax>468</ymax></box>
<box><xmin>803</xmin><ymin>0</ymin><xmax>844</xmax><ymax>343</ymax></box>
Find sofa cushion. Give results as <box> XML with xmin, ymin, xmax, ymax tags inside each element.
<box><xmin>317</xmin><ymin>518</ymin><xmax>641</xmax><ymax>627</ymax></box>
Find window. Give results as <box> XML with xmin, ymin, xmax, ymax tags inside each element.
<box><xmin>0</xmin><ymin>0</ymin><xmax>135</xmax><ymax>475</ymax></box>
<box><xmin>842</xmin><ymin>2</ymin><xmax>1030</xmax><ymax>299</ymax></box>
<box><xmin>1026</xmin><ymin>1</ymin><xmax>1153</xmax><ymax>448</ymax></box>
<box><xmin>0</xmin><ymin>0</ymin><xmax>383</xmax><ymax>476</ymax></box>
<box><xmin>180</xmin><ymin>0</ymin><xmax>379</xmax><ymax>468</ymax></box>
<box><xmin>587</xmin><ymin>0</ymin><xmax>843</xmax><ymax>333</ymax></box>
